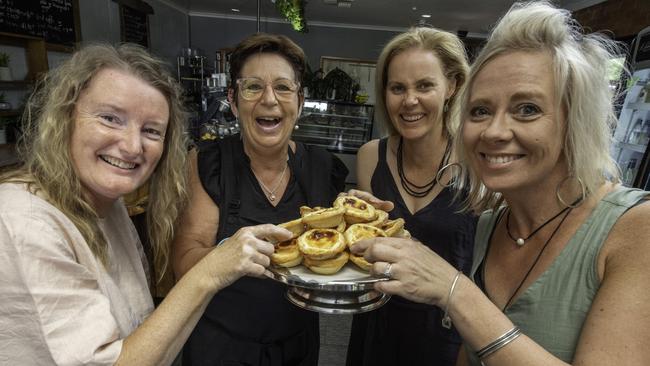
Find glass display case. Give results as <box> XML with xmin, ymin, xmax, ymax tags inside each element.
<box><xmin>292</xmin><ymin>99</ymin><xmax>374</xmax><ymax>154</ymax></box>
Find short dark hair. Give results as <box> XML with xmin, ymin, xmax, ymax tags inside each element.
<box><xmin>228</xmin><ymin>33</ymin><xmax>306</xmax><ymax>91</ymax></box>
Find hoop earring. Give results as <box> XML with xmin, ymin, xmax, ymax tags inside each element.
<box><xmin>435</xmin><ymin>162</ymin><xmax>462</xmax><ymax>188</ymax></box>
<box><xmin>556</xmin><ymin>175</ymin><xmax>586</xmax><ymax>208</ymax></box>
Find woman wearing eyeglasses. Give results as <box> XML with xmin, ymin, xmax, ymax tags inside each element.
<box><xmin>173</xmin><ymin>33</ymin><xmax>348</xmax><ymax>366</ymax></box>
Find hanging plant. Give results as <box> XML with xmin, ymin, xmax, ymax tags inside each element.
<box><xmin>274</xmin><ymin>0</ymin><xmax>308</xmax><ymax>33</ymax></box>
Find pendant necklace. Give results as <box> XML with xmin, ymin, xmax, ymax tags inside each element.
<box><xmin>397</xmin><ymin>136</ymin><xmax>451</xmax><ymax>198</ymax></box>
<box><xmin>251</xmin><ymin>160</ymin><xmax>288</xmax><ymax>202</ymax></box>
<box><xmin>502</xmin><ymin>204</ymin><xmax>575</xmax><ymax>310</ymax></box>
<box><xmin>501</xmin><ymin>196</ymin><xmax>583</xmax><ymax>309</ymax></box>
<box><xmin>505</xmin><ymin>204</ymin><xmax>572</xmax><ymax>246</ymax></box>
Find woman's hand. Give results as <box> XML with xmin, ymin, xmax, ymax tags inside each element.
<box><xmin>199</xmin><ymin>224</ymin><xmax>292</xmax><ymax>292</ymax></box>
<box><xmin>351</xmin><ymin>237</ymin><xmax>458</xmax><ymax>307</ymax></box>
<box><xmin>342</xmin><ymin>189</ymin><xmax>395</xmax><ymax>212</ymax></box>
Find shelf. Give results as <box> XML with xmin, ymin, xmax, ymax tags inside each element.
<box><xmin>0</xmin><ymin>80</ymin><xmax>31</xmax><ymax>89</ymax></box>
<box><xmin>291</xmin><ymin>139</ymin><xmax>359</xmax><ymax>154</ymax></box>
<box><xmin>615</xmin><ymin>140</ymin><xmax>647</xmax><ymax>154</ymax></box>
<box><xmin>297</xmin><ymin>122</ymin><xmax>368</xmax><ymax>132</ymax></box>
<box><xmin>292</xmin><ymin>132</ymin><xmax>364</xmax><ymax>144</ymax></box>
<box><xmin>303</xmin><ymin>112</ymin><xmax>370</xmax><ymax>120</ymax></box>
<box><xmin>626</xmin><ymin>102</ymin><xmax>650</xmax><ymax>112</ymax></box>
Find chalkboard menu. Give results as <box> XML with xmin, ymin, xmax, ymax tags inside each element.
<box><xmin>0</xmin><ymin>0</ymin><xmax>76</xmax><ymax>46</ymax></box>
<box><xmin>120</xmin><ymin>4</ymin><xmax>148</xmax><ymax>48</ymax></box>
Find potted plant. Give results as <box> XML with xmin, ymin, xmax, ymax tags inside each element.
<box><xmin>0</xmin><ymin>52</ymin><xmax>12</xmax><ymax>81</ymax></box>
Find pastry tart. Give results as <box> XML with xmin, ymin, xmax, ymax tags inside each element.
<box><xmin>271</xmin><ymin>238</ymin><xmax>303</xmax><ymax>267</ymax></box>
<box><xmin>366</xmin><ymin>209</ymin><xmax>389</xmax><ymax>227</ymax></box>
<box><xmin>298</xmin><ymin>228</ymin><xmax>346</xmax><ymax>260</ymax></box>
<box><xmin>303</xmin><ymin>250</ymin><xmax>349</xmax><ymax>275</ymax></box>
<box><xmin>278</xmin><ymin>218</ymin><xmax>306</xmax><ymax>239</ymax></box>
<box><xmin>302</xmin><ymin>206</ymin><xmax>345</xmax><ymax>228</ymax></box>
<box><xmin>344</xmin><ymin>223</ymin><xmax>387</xmax><ymax>247</ymax></box>
<box><xmin>349</xmin><ymin>252</ymin><xmax>372</xmax><ymax>272</ymax></box>
<box><xmin>335</xmin><ymin>220</ymin><xmax>347</xmax><ymax>233</ymax></box>
<box><xmin>333</xmin><ymin>195</ymin><xmax>377</xmax><ymax>224</ymax></box>
<box><xmin>380</xmin><ymin>218</ymin><xmax>406</xmax><ymax>237</ymax></box>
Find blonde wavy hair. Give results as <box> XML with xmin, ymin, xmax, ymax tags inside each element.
<box><xmin>1</xmin><ymin>43</ymin><xmax>189</xmax><ymax>279</ymax></box>
<box><xmin>455</xmin><ymin>1</ymin><xmax>624</xmax><ymax>212</ymax></box>
<box><xmin>375</xmin><ymin>27</ymin><xmax>469</xmax><ymax>138</ymax></box>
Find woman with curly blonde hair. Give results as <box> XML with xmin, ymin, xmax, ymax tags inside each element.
<box><xmin>0</xmin><ymin>43</ymin><xmax>290</xmax><ymax>365</ymax></box>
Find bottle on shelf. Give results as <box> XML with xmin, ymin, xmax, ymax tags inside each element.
<box><xmin>640</xmin><ymin>119</ymin><xmax>650</xmax><ymax>146</ymax></box>
<box><xmin>627</xmin><ymin>118</ymin><xmax>644</xmax><ymax>145</ymax></box>
<box><xmin>623</xmin><ymin>158</ymin><xmax>638</xmax><ymax>186</ymax></box>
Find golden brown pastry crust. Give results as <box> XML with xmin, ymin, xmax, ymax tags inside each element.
<box><xmin>380</xmin><ymin>218</ymin><xmax>406</xmax><ymax>237</ymax></box>
<box><xmin>303</xmin><ymin>250</ymin><xmax>349</xmax><ymax>274</ymax></box>
<box><xmin>278</xmin><ymin>218</ymin><xmax>306</xmax><ymax>239</ymax></box>
<box><xmin>271</xmin><ymin>238</ymin><xmax>303</xmax><ymax>267</ymax></box>
<box><xmin>349</xmin><ymin>252</ymin><xmax>372</xmax><ymax>272</ymax></box>
<box><xmin>344</xmin><ymin>223</ymin><xmax>387</xmax><ymax>248</ymax></box>
<box><xmin>333</xmin><ymin>195</ymin><xmax>377</xmax><ymax>224</ymax></box>
<box><xmin>366</xmin><ymin>209</ymin><xmax>389</xmax><ymax>227</ymax></box>
<box><xmin>302</xmin><ymin>206</ymin><xmax>345</xmax><ymax>228</ymax></box>
<box><xmin>298</xmin><ymin>228</ymin><xmax>346</xmax><ymax>260</ymax></box>
<box><xmin>335</xmin><ymin>220</ymin><xmax>347</xmax><ymax>232</ymax></box>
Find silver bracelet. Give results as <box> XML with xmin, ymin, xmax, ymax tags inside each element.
<box><xmin>476</xmin><ymin>326</ymin><xmax>522</xmax><ymax>360</ymax></box>
<box><xmin>441</xmin><ymin>270</ymin><xmax>462</xmax><ymax>329</ymax></box>
<box><xmin>217</xmin><ymin>237</ymin><xmax>229</xmax><ymax>246</ymax></box>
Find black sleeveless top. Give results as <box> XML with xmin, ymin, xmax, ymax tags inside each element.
<box><xmin>347</xmin><ymin>138</ymin><xmax>477</xmax><ymax>366</ymax></box>
<box><xmin>183</xmin><ymin>135</ymin><xmax>347</xmax><ymax>366</ymax></box>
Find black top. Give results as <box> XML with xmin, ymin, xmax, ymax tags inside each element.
<box><xmin>183</xmin><ymin>135</ymin><xmax>347</xmax><ymax>366</ymax></box>
<box><xmin>347</xmin><ymin>138</ymin><xmax>477</xmax><ymax>366</ymax></box>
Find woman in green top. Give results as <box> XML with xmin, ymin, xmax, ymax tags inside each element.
<box><xmin>351</xmin><ymin>2</ymin><xmax>650</xmax><ymax>365</ymax></box>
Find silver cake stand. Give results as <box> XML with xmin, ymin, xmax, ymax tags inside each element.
<box><xmin>266</xmin><ymin>263</ymin><xmax>391</xmax><ymax>314</ymax></box>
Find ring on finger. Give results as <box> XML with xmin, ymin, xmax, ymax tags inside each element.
<box><xmin>382</xmin><ymin>262</ymin><xmax>393</xmax><ymax>279</ymax></box>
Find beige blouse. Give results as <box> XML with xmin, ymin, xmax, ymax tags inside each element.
<box><xmin>0</xmin><ymin>183</ymin><xmax>154</xmax><ymax>365</ymax></box>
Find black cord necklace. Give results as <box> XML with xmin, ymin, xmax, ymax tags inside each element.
<box><xmin>396</xmin><ymin>136</ymin><xmax>451</xmax><ymax>198</ymax></box>
<box><xmin>502</xmin><ymin>205</ymin><xmax>574</xmax><ymax>310</ymax></box>
<box><xmin>506</xmin><ymin>205</ymin><xmax>571</xmax><ymax>246</ymax></box>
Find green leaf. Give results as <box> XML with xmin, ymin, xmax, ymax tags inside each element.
<box><xmin>275</xmin><ymin>0</ymin><xmax>308</xmax><ymax>33</ymax></box>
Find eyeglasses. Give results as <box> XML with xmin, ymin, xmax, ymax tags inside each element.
<box><xmin>236</xmin><ymin>77</ymin><xmax>300</xmax><ymax>102</ymax></box>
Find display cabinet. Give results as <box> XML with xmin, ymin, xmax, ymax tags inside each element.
<box><xmin>292</xmin><ymin>99</ymin><xmax>374</xmax><ymax>154</ymax></box>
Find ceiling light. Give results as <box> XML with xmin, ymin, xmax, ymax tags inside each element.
<box><xmin>412</xmin><ymin>6</ymin><xmax>417</xmax><ymax>10</ymax></box>
<box><xmin>231</xmin><ymin>8</ymin><xmax>240</xmax><ymax>12</ymax></box>
<box><xmin>421</xmin><ymin>14</ymin><xmax>431</xmax><ymax>18</ymax></box>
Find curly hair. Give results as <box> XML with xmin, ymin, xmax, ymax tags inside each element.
<box><xmin>1</xmin><ymin>43</ymin><xmax>189</xmax><ymax>278</ymax></box>
<box><xmin>375</xmin><ymin>27</ymin><xmax>470</xmax><ymax>138</ymax></box>
<box><xmin>455</xmin><ymin>1</ymin><xmax>625</xmax><ymax>212</ymax></box>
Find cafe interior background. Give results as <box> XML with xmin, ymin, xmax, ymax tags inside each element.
<box><xmin>0</xmin><ymin>0</ymin><xmax>648</xmax><ymax>365</ymax></box>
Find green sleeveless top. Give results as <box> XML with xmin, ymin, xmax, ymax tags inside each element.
<box><xmin>466</xmin><ymin>187</ymin><xmax>647</xmax><ymax>365</ymax></box>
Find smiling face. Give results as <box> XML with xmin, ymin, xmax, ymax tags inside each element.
<box><xmin>462</xmin><ymin>50</ymin><xmax>567</xmax><ymax>195</ymax></box>
<box><xmin>70</xmin><ymin>68</ymin><xmax>169</xmax><ymax>212</ymax></box>
<box><xmin>230</xmin><ymin>53</ymin><xmax>302</xmax><ymax>151</ymax></box>
<box><xmin>385</xmin><ymin>47</ymin><xmax>456</xmax><ymax>141</ymax></box>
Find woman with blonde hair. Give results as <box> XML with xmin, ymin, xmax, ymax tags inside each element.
<box><xmin>0</xmin><ymin>43</ymin><xmax>288</xmax><ymax>365</ymax></box>
<box><xmin>352</xmin><ymin>2</ymin><xmax>650</xmax><ymax>365</ymax></box>
<box><xmin>347</xmin><ymin>27</ymin><xmax>476</xmax><ymax>366</ymax></box>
